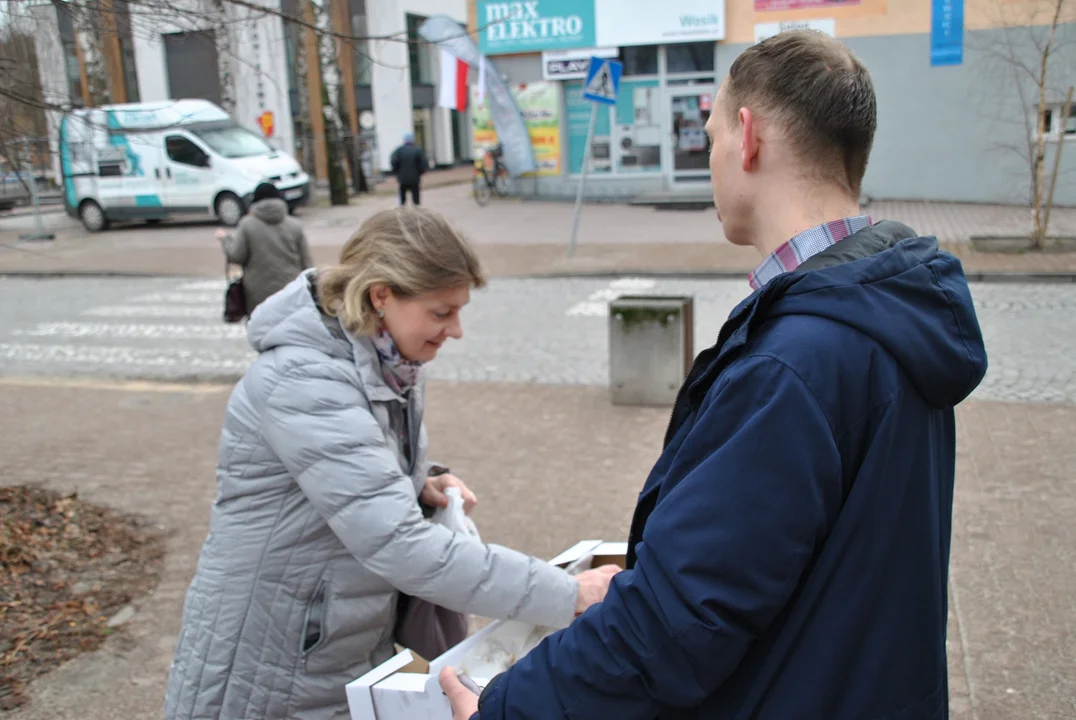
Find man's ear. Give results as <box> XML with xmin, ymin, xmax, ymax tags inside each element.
<box><xmin>740</xmin><ymin>107</ymin><xmax>760</xmax><ymax>172</ymax></box>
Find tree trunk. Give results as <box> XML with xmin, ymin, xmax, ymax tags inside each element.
<box><xmin>211</xmin><ymin>0</ymin><xmax>237</xmax><ymax>113</ymax></box>
<box><xmin>315</xmin><ymin>1</ymin><xmax>349</xmax><ymax>206</ymax></box>
<box><xmin>1030</xmin><ymin>0</ymin><xmax>1066</xmax><ymax>250</ymax></box>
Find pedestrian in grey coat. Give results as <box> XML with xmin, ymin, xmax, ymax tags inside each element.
<box><xmin>218</xmin><ymin>182</ymin><xmax>314</xmax><ymax>315</ymax></box>
<box><xmin>165</xmin><ymin>206</ymin><xmax>620</xmax><ymax>720</ymax></box>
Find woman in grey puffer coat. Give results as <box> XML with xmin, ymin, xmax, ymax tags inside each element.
<box><xmin>219</xmin><ymin>182</ymin><xmax>313</xmax><ymax>314</ymax></box>
<box><xmin>165</xmin><ymin>207</ymin><xmax>619</xmax><ymax>720</ymax></box>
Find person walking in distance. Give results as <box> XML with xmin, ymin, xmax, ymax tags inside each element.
<box><xmin>391</xmin><ymin>133</ymin><xmax>429</xmax><ymax>206</ymax></box>
<box><xmin>441</xmin><ymin>29</ymin><xmax>988</xmax><ymax>720</ymax></box>
<box><xmin>217</xmin><ymin>182</ymin><xmax>313</xmax><ymax>317</ymax></box>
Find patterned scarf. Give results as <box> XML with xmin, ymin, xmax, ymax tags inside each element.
<box><xmin>370</xmin><ymin>326</ymin><xmax>423</xmax><ymax>394</ymax></box>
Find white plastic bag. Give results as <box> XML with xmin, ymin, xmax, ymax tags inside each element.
<box><xmin>394</xmin><ymin>488</ymin><xmax>480</xmax><ymax>660</ymax></box>
<box><xmin>431</xmin><ymin>486</ymin><xmax>480</xmax><ymax>539</ymax></box>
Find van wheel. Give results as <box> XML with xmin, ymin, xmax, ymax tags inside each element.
<box><xmin>79</xmin><ymin>200</ymin><xmax>109</xmax><ymax>233</ymax></box>
<box><xmin>216</xmin><ymin>192</ymin><xmax>244</xmax><ymax>227</ymax></box>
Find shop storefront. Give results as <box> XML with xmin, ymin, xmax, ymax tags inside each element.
<box><xmin>473</xmin><ymin>0</ymin><xmax>726</xmax><ymax>199</ymax></box>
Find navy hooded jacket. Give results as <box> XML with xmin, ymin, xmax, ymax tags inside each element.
<box><xmin>473</xmin><ymin>221</ymin><xmax>988</xmax><ymax>720</ymax></box>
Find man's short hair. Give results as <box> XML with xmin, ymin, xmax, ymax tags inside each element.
<box><xmin>725</xmin><ymin>30</ymin><xmax>877</xmax><ymax>197</ymax></box>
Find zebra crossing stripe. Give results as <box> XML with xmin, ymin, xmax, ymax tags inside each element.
<box><xmin>83</xmin><ymin>305</ymin><xmax>220</xmax><ymax>319</ymax></box>
<box><xmin>15</xmin><ymin>322</ymin><xmax>248</xmax><ymax>340</ymax></box>
<box><xmin>0</xmin><ymin>343</ymin><xmax>254</xmax><ymax>370</ymax></box>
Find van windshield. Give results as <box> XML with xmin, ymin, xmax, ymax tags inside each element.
<box><xmin>191</xmin><ymin>125</ymin><xmax>272</xmax><ymax>158</ymax></box>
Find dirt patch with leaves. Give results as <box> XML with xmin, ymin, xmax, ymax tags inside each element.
<box><xmin>0</xmin><ymin>485</ymin><xmax>167</xmax><ymax>711</ymax></box>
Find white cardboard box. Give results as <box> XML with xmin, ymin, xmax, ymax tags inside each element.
<box><xmin>346</xmin><ymin>540</ymin><xmax>627</xmax><ymax>720</ymax></box>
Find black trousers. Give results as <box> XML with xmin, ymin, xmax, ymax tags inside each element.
<box><xmin>399</xmin><ymin>183</ymin><xmax>421</xmax><ymax>206</ymax></box>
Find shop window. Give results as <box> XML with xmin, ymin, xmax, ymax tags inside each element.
<box><xmin>618</xmin><ymin>45</ymin><xmax>658</xmax><ymax>76</ymax></box>
<box><xmin>566</xmin><ymin>80</ymin><xmax>662</xmax><ymax>175</ymax></box>
<box><xmin>57</xmin><ymin>5</ymin><xmax>84</xmax><ymax>106</ymax></box>
<box><xmin>115</xmin><ymin>0</ymin><xmax>140</xmax><ymax>102</ymax></box>
<box><xmin>667</xmin><ymin>42</ymin><xmax>716</xmax><ymax>74</ymax></box>
<box><xmin>1037</xmin><ymin>105</ymin><xmax>1076</xmax><ymax>140</ymax></box>
<box><xmin>615</xmin><ymin>80</ymin><xmax>661</xmax><ymax>173</ymax></box>
<box><xmin>120</xmin><ymin>39</ymin><xmax>140</xmax><ymax>102</ymax></box>
<box><xmin>63</xmin><ymin>46</ymin><xmax>84</xmax><ymax>105</ymax></box>
<box><xmin>352</xmin><ymin>12</ymin><xmax>372</xmax><ymax>85</ymax></box>
<box><xmin>565</xmin><ymin>81</ymin><xmax>612</xmax><ymax>174</ymax></box>
<box><xmin>407</xmin><ymin>14</ymin><xmax>433</xmax><ymax>85</ymax></box>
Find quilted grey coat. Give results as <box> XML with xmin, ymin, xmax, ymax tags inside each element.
<box><xmin>163</xmin><ymin>271</ymin><xmax>578</xmax><ymax>720</ymax></box>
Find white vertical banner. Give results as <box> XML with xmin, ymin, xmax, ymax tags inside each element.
<box><xmin>477</xmin><ymin>55</ymin><xmax>487</xmax><ymax>106</ymax></box>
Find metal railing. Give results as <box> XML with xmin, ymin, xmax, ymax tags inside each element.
<box><xmin>0</xmin><ymin>137</ymin><xmax>59</xmax><ymax>209</ymax></box>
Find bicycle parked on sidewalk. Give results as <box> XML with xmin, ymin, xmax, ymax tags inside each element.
<box><xmin>472</xmin><ymin>144</ymin><xmax>511</xmax><ymax>206</ymax></box>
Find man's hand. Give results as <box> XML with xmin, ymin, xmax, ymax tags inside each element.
<box><xmin>574</xmin><ymin>564</ymin><xmax>623</xmax><ymax>615</ymax></box>
<box><xmin>439</xmin><ymin>667</ymin><xmax>480</xmax><ymax>720</ymax></box>
<box><xmin>421</xmin><ymin>473</ymin><xmax>478</xmax><ymax>514</ymax></box>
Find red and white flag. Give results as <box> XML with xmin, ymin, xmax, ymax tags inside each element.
<box><xmin>438</xmin><ymin>48</ymin><xmax>468</xmax><ymax>111</ymax></box>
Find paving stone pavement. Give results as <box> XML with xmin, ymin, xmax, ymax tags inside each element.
<box><xmin>0</xmin><ymin>275</ymin><xmax>1073</xmax><ymax>404</ymax></box>
<box><xmin>1</xmin><ymin>189</ymin><xmax>1074</xmax><ymax>718</ymax></box>
<box><xmin>0</xmin><ymin>379</ymin><xmax>1072</xmax><ymax>720</ymax></box>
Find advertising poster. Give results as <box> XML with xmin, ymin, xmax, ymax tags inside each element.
<box><xmin>471</xmin><ymin>82</ymin><xmax>562</xmax><ymax>176</ymax></box>
<box><xmin>754</xmin><ymin>0</ymin><xmax>859</xmax><ymax>10</ymax></box>
<box><xmin>477</xmin><ymin>0</ymin><xmax>596</xmax><ymax>55</ymax></box>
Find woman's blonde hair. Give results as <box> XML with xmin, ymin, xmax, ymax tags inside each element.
<box><xmin>317</xmin><ymin>207</ymin><xmax>486</xmax><ymax>336</ymax></box>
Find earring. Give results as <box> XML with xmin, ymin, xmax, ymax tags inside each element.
<box><xmin>377</xmin><ymin>309</ymin><xmax>385</xmax><ymax>319</ymax></box>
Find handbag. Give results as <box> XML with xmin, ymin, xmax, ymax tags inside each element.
<box><xmin>223</xmin><ymin>260</ymin><xmax>247</xmax><ymax>323</ymax></box>
<box><xmin>393</xmin><ymin>486</ymin><xmax>477</xmax><ymax>660</ymax></box>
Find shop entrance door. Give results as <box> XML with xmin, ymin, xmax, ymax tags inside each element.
<box><xmin>667</xmin><ymin>89</ymin><xmax>713</xmax><ymax>190</ymax></box>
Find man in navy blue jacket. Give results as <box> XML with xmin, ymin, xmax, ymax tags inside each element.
<box><xmin>442</xmin><ymin>30</ymin><xmax>987</xmax><ymax>720</ymax></box>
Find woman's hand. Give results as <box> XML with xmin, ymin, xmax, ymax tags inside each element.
<box><xmin>421</xmin><ymin>473</ymin><xmax>478</xmax><ymax>515</ymax></box>
<box><xmin>574</xmin><ymin>565</ymin><xmax>622</xmax><ymax>615</ymax></box>
<box><xmin>215</xmin><ymin>228</ymin><xmax>229</xmax><ymax>242</ymax></box>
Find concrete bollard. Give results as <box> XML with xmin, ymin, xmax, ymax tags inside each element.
<box><xmin>609</xmin><ymin>295</ymin><xmax>694</xmax><ymax>407</ymax></box>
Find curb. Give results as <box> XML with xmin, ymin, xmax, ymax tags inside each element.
<box><xmin>496</xmin><ymin>269</ymin><xmax>1076</xmax><ymax>284</ymax></box>
<box><xmin>962</xmin><ymin>271</ymin><xmax>1076</xmax><ymax>284</ymax></box>
<box><xmin>2</xmin><ymin>268</ymin><xmax>1076</xmax><ymax>284</ymax></box>
<box><xmin>0</xmin><ymin>270</ymin><xmax>176</xmax><ymax>279</ymax></box>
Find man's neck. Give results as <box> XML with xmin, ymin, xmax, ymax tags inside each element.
<box><xmin>751</xmin><ymin>190</ymin><xmax>863</xmax><ymax>259</ymax></box>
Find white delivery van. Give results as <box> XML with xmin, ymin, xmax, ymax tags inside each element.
<box><xmin>59</xmin><ymin>99</ymin><xmax>310</xmax><ymax>231</ymax></box>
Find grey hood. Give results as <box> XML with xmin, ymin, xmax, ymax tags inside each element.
<box><xmin>246</xmin><ymin>270</ymin><xmax>402</xmax><ymax>401</ymax></box>
<box><xmin>251</xmin><ymin>197</ymin><xmax>288</xmax><ymax>225</ymax></box>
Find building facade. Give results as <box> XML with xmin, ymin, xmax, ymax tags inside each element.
<box><xmin>467</xmin><ymin>0</ymin><xmax>1076</xmax><ymax>206</ymax></box>
<box><xmin>301</xmin><ymin>0</ymin><xmax>472</xmax><ymax>175</ymax></box>
<box><xmin>31</xmin><ymin>0</ymin><xmax>472</xmax><ymax>185</ymax></box>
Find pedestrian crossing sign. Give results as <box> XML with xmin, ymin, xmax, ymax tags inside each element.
<box><xmin>582</xmin><ymin>57</ymin><xmax>623</xmax><ymax>106</ymax></box>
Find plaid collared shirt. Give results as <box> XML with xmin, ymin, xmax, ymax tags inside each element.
<box><xmin>747</xmin><ymin>215</ymin><xmax>874</xmax><ymax>290</ymax></box>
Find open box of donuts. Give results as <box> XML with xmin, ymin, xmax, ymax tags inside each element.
<box><xmin>346</xmin><ymin>540</ymin><xmax>627</xmax><ymax>720</ymax></box>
